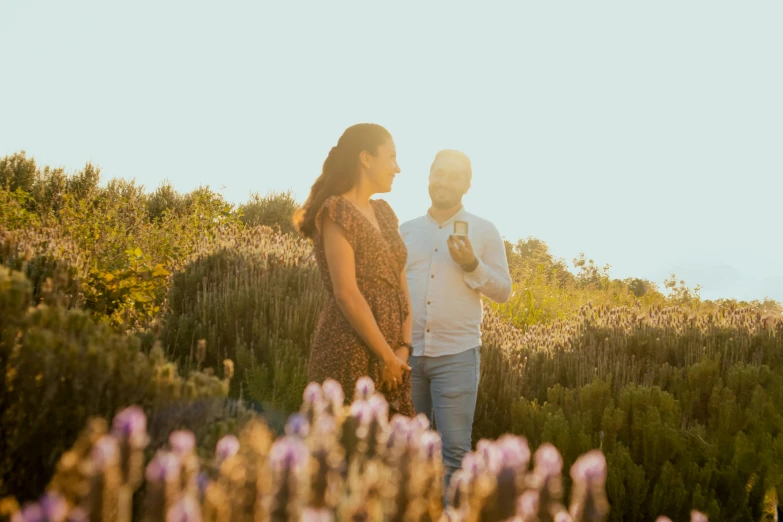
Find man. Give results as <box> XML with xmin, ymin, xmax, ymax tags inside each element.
<box><xmin>399</xmin><ymin>149</ymin><xmax>512</xmax><ymax>497</ymax></box>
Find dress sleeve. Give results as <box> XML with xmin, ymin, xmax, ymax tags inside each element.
<box><xmin>315</xmin><ymin>195</ymin><xmax>360</xmax><ymax>249</ymax></box>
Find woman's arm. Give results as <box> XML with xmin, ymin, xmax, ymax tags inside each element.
<box><xmin>396</xmin><ymin>268</ymin><xmax>413</xmax><ymax>362</ymax></box>
<box><xmin>322</xmin><ymin>214</ymin><xmax>411</xmax><ymax>376</ymax></box>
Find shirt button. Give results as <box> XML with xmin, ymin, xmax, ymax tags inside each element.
<box><xmin>427</xmin><ymin>301</ymin><xmax>431</xmax><ymax>305</ymax></box>
<box><xmin>426</xmin><ymin>328</ymin><xmax>430</xmax><ymax>332</ymax></box>
<box><xmin>431</xmin><ymin>275</ymin><xmax>434</xmax><ymax>278</ymax></box>
<box><xmin>434</xmin><ymin>248</ymin><xmax>438</xmax><ymax>252</ymax></box>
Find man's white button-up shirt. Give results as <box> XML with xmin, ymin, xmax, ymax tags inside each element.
<box><xmin>400</xmin><ymin>207</ymin><xmax>512</xmax><ymax>358</ymax></box>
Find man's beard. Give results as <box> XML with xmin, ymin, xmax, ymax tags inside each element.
<box><xmin>429</xmin><ymin>185</ymin><xmax>462</xmax><ymax>209</ymax></box>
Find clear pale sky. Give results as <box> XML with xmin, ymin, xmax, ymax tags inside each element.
<box><xmin>1</xmin><ymin>2</ymin><xmax>781</xmax><ymax>304</ymax></box>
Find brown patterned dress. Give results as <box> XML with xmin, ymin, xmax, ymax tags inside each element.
<box><xmin>307</xmin><ymin>195</ymin><xmax>414</xmax><ymax>416</ymax></box>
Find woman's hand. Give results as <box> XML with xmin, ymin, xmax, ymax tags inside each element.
<box><xmin>381</xmin><ymin>349</ymin><xmax>410</xmax><ymax>392</ymax></box>
<box><xmin>394</xmin><ymin>346</ymin><xmax>409</xmax><ymax>365</ymax></box>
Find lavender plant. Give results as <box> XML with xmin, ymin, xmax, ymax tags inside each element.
<box><xmin>155</xmin><ymin>219</ymin><xmax>782</xmax><ymax>519</ymax></box>
<box><xmin>160</xmin><ymin>223</ymin><xmax>322</xmax><ymax>414</ymax></box>
<box><xmin>477</xmin><ymin>302</ymin><xmax>783</xmax><ymax>520</ymax></box>
<box><xmin>0</xmin><ymin>268</ymin><xmax>237</xmax><ymax>506</ymax></box>
<box><xmin>3</xmin><ymin>380</ymin><xmax>724</xmax><ymax>522</ymax></box>
<box><xmin>3</xmin><ymin>154</ymin><xmax>782</xmax><ymax>520</ymax></box>
<box><xmin>0</xmin><ymin>226</ymin><xmax>88</xmax><ymax>309</ymax></box>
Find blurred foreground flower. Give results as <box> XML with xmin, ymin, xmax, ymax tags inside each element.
<box><xmin>3</xmin><ymin>379</ymin><xmax>713</xmax><ymax>522</ymax></box>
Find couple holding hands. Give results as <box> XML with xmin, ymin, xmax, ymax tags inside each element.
<box><xmin>293</xmin><ymin>123</ymin><xmax>512</xmax><ymax>490</ymax></box>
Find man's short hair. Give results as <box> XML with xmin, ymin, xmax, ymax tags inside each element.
<box><xmin>430</xmin><ymin>149</ymin><xmax>472</xmax><ymax>181</ymax></box>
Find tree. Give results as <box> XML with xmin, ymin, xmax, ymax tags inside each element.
<box><xmin>0</xmin><ymin>151</ymin><xmax>37</xmax><ymax>193</ymax></box>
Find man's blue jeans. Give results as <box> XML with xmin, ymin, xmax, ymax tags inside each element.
<box><xmin>410</xmin><ymin>346</ymin><xmax>481</xmax><ymax>499</ymax></box>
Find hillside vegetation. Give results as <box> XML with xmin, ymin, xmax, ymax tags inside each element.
<box><xmin>1</xmin><ymin>151</ymin><xmax>782</xmax><ymax>521</ymax></box>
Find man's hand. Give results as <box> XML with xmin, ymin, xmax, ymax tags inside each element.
<box><xmin>448</xmin><ymin>235</ymin><xmax>478</xmax><ymax>271</ymax></box>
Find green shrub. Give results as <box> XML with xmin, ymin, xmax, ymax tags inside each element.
<box><xmin>0</xmin><ymin>267</ymin><xmax>238</xmax><ymax>504</ymax></box>
<box><xmin>500</xmin><ymin>238</ymin><xmax>781</xmax><ymax>330</ymax></box>
<box><xmin>0</xmin><ymin>226</ymin><xmax>87</xmax><ymax>309</ymax></box>
<box><xmin>0</xmin><ymin>188</ymin><xmax>40</xmax><ymax>230</ymax></box>
<box><xmin>160</xmin><ymin>224</ymin><xmax>322</xmax><ymax>419</ymax></box>
<box><xmin>476</xmin><ymin>302</ymin><xmax>783</xmax><ymax>520</ymax></box>
<box><xmin>0</xmin><ymin>152</ymin><xmax>38</xmax><ymax>195</ymax></box>
<box><xmin>238</xmin><ymin>189</ymin><xmax>299</xmax><ymax>235</ymax></box>
<box><xmin>157</xmin><ymin>220</ymin><xmax>783</xmax><ymax>518</ymax></box>
<box><xmin>145</xmin><ymin>180</ymin><xmax>186</xmax><ymax>222</ymax></box>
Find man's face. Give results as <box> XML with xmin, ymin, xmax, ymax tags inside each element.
<box><xmin>428</xmin><ymin>155</ymin><xmax>471</xmax><ymax>209</ymax></box>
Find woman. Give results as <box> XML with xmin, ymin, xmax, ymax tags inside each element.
<box><xmin>293</xmin><ymin>123</ymin><xmax>414</xmax><ymax>416</ymax></box>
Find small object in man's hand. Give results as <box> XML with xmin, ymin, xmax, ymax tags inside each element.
<box><xmin>454</xmin><ymin>220</ymin><xmax>468</xmax><ymax>237</ymax></box>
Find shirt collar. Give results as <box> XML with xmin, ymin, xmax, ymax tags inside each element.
<box><xmin>426</xmin><ymin>205</ymin><xmax>466</xmax><ymax>228</ymax></box>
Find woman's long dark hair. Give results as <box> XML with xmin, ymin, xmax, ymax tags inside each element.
<box><xmin>293</xmin><ymin>123</ymin><xmax>391</xmax><ymax>239</ymax></box>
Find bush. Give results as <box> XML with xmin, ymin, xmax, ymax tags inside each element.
<box><xmin>0</xmin><ymin>267</ymin><xmax>239</xmax><ymax>504</ymax></box>
<box><xmin>158</xmin><ymin>224</ymin><xmax>539</xmax><ymax>435</ymax></box>
<box><xmin>238</xmin><ymin>190</ymin><xmax>299</xmax><ymax>235</ymax></box>
<box><xmin>157</xmin><ymin>221</ymin><xmax>783</xmax><ymax>518</ymax></box>
<box><xmin>500</xmin><ymin>238</ymin><xmax>780</xmax><ymax>330</ymax></box>
<box><xmin>0</xmin><ymin>188</ymin><xmax>40</xmax><ymax>230</ymax></box>
<box><xmin>0</xmin><ymin>226</ymin><xmax>87</xmax><ymax>309</ymax></box>
<box><xmin>475</xmin><ymin>302</ymin><xmax>783</xmax><ymax>520</ymax></box>
<box><xmin>160</xmin><ymin>224</ymin><xmax>322</xmax><ymax>422</ymax></box>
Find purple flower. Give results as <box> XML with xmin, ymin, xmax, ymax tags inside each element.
<box><xmin>268</xmin><ymin>437</ymin><xmax>309</xmax><ymax>473</ymax></box>
<box><xmin>570</xmin><ymin>450</ymin><xmax>607</xmax><ymax>484</ymax></box>
<box><xmin>111</xmin><ymin>406</ymin><xmax>149</xmax><ymax>449</ymax></box>
<box><xmin>496</xmin><ymin>435</ymin><xmax>531</xmax><ymax>471</ymax></box>
<box><xmin>285</xmin><ymin>413</ymin><xmax>311</xmax><ymax>438</ymax></box>
<box><xmin>448</xmin><ymin>470</ymin><xmax>470</xmax><ymax>496</ymax></box>
<box><xmin>517</xmin><ymin>490</ymin><xmax>539</xmax><ymax>517</ymax></box>
<box><xmin>690</xmin><ymin>511</ymin><xmax>708</xmax><ymax>522</ymax></box>
<box><xmin>349</xmin><ymin>400</ymin><xmax>371</xmax><ymax>425</ymax></box>
<box><xmin>39</xmin><ymin>493</ymin><xmax>68</xmax><ymax>522</ymax></box>
<box><xmin>197</xmin><ymin>472</ymin><xmax>210</xmax><ymax>495</ymax></box>
<box><xmin>476</xmin><ymin>439</ymin><xmax>501</xmax><ymax>474</ymax></box>
<box><xmin>166</xmin><ymin>496</ymin><xmax>202</xmax><ymax>522</ymax></box>
<box><xmin>554</xmin><ymin>511</ymin><xmax>573</xmax><ymax>522</ymax></box>
<box><xmin>169</xmin><ymin>430</ymin><xmax>196</xmax><ymax>457</ymax></box>
<box><xmin>301</xmin><ymin>507</ymin><xmax>333</xmax><ymax>522</ymax></box>
<box><xmin>389</xmin><ymin>414</ymin><xmax>409</xmax><ymax>431</ymax></box>
<box><xmin>655</xmin><ymin>517</ymin><xmax>673</xmax><ymax>522</ymax></box>
<box><xmin>411</xmin><ymin>413</ymin><xmax>430</xmax><ymax>433</ymax></box>
<box><xmin>322</xmin><ymin>379</ymin><xmax>344</xmax><ymax>407</ymax></box>
<box><xmin>355</xmin><ymin>377</ymin><xmax>375</xmax><ymax>399</ymax></box>
<box><xmin>91</xmin><ymin>435</ymin><xmax>120</xmax><ymax>470</ymax></box>
<box><xmin>460</xmin><ymin>452</ymin><xmax>482</xmax><ymax>478</ymax></box>
<box><xmin>387</xmin><ymin>416</ymin><xmax>410</xmax><ymax>449</ymax></box>
<box><xmin>145</xmin><ymin>451</ymin><xmax>181</xmax><ymax>483</ymax></box>
<box><xmin>420</xmin><ymin>431</ymin><xmax>442</xmax><ymax>460</ymax></box>
<box><xmin>16</xmin><ymin>503</ymin><xmax>43</xmax><ymax>522</ymax></box>
<box><xmin>303</xmin><ymin>382</ymin><xmax>323</xmax><ymax>405</ymax></box>
<box><xmin>215</xmin><ymin>435</ymin><xmax>240</xmax><ymax>464</ymax></box>
<box><xmin>368</xmin><ymin>394</ymin><xmax>388</xmax><ymax>423</ymax></box>
<box><xmin>533</xmin><ymin>443</ymin><xmax>563</xmax><ymax>478</ymax></box>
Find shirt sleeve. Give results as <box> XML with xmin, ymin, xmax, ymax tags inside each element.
<box><xmin>463</xmin><ymin>222</ymin><xmax>512</xmax><ymax>303</ymax></box>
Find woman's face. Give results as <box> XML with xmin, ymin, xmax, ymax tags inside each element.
<box><xmin>363</xmin><ymin>137</ymin><xmax>400</xmax><ymax>194</ymax></box>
